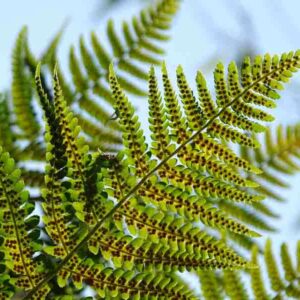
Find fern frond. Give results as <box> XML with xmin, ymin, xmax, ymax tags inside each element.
<box><xmin>250</xmin><ymin>239</ymin><xmax>300</xmax><ymax>299</ymax></box>
<box><xmin>106</xmin><ymin>154</ymin><xmax>251</xmax><ymax>267</ymax></box>
<box><xmin>58</xmin><ymin>257</ymin><xmax>196</xmax><ymax>299</ymax></box>
<box><xmin>12</xmin><ymin>27</ymin><xmax>40</xmax><ymax>139</ymax></box>
<box><xmin>197</xmin><ymin>239</ymin><xmax>300</xmax><ymax>300</ymax></box>
<box><xmin>107</xmin><ymin>54</ymin><xmax>299</xmax><ymax>242</ymax></box>
<box><xmin>35</xmin><ymin>64</ymin><xmax>104</xmax><ymax>226</ymax></box>
<box><xmin>0</xmin><ymin>147</ymin><xmax>50</xmax><ymax>297</ymax></box>
<box><xmin>0</xmin><ymin>94</ymin><xmax>15</xmax><ymax>154</ymax></box>
<box><xmin>115</xmin><ymin>205</ymin><xmax>248</xmax><ymax>266</ymax></box>
<box><xmin>88</xmin><ymin>227</ymin><xmax>249</xmax><ymax>272</ymax></box>
<box><xmin>227</xmin><ymin>231</ymin><xmax>259</xmax><ymax>253</ymax></box>
<box><xmin>240</xmin><ymin>123</ymin><xmax>300</xmax><ymax>223</ymax></box>
<box><xmin>243</xmin><ymin>123</ymin><xmax>300</xmax><ymax>176</ymax></box>
<box><xmin>40</xmin><ymin>23</ymin><xmax>65</xmax><ymax>65</ymax></box>
<box><xmin>219</xmin><ymin>201</ymin><xmax>276</xmax><ymax>232</ymax></box>
<box><xmin>222</xmin><ymin>270</ymin><xmax>249</xmax><ymax>300</ymax></box>
<box><xmin>198</xmin><ymin>270</ymin><xmax>223</xmax><ymax>300</ymax></box>
<box><xmin>5</xmin><ymin>0</ymin><xmax>179</xmax><ymax>192</ymax></box>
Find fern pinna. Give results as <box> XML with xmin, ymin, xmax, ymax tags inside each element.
<box><xmin>1</xmin><ymin>50</ymin><xmax>300</xmax><ymax>299</ymax></box>
<box><xmin>242</xmin><ymin>124</ymin><xmax>300</xmax><ymax>202</ymax></box>
<box><xmin>197</xmin><ymin>239</ymin><xmax>300</xmax><ymax>300</ymax></box>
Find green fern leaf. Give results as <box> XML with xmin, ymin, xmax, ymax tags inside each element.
<box><xmin>0</xmin><ymin>147</ymin><xmax>50</xmax><ymax>297</ymax></box>
<box><xmin>240</xmin><ymin>123</ymin><xmax>300</xmax><ymax>225</ymax></box>
<box><xmin>196</xmin><ymin>239</ymin><xmax>300</xmax><ymax>300</ymax></box>
<box><xmin>0</xmin><ymin>94</ymin><xmax>15</xmax><ymax>154</ymax></box>
<box><xmin>198</xmin><ymin>270</ymin><xmax>223</xmax><ymax>300</ymax></box>
<box><xmin>12</xmin><ymin>27</ymin><xmax>40</xmax><ymax>139</ymax></box>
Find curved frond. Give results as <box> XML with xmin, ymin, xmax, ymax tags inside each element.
<box><xmin>0</xmin><ymin>147</ymin><xmax>49</xmax><ymax>297</ymax></box>
<box><xmin>3</xmin><ymin>0</ymin><xmax>180</xmax><ymax>200</ymax></box>
<box><xmin>11</xmin><ymin>27</ymin><xmax>40</xmax><ymax>139</ymax></box>
<box><xmin>240</xmin><ymin>123</ymin><xmax>300</xmax><ymax>223</ymax></box>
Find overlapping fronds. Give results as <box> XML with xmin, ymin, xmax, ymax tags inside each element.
<box><xmin>108</xmin><ymin>51</ymin><xmax>300</xmax><ymax>238</ymax></box>
<box><xmin>68</xmin><ymin>0</ymin><xmax>180</xmax><ymax>150</ymax></box>
<box><xmin>3</xmin><ymin>49</ymin><xmax>300</xmax><ymax>299</ymax></box>
<box><xmin>227</xmin><ymin>124</ymin><xmax>300</xmax><ymax>242</ymax></box>
<box><xmin>16</xmin><ymin>0</ymin><xmax>180</xmax><ymax>156</ymax></box>
<box><xmin>214</xmin><ymin>124</ymin><xmax>300</xmax><ymax>253</ymax></box>
<box><xmin>3</xmin><ymin>0</ymin><xmax>180</xmax><ymax>200</ymax></box>
<box><xmin>18</xmin><ymin>66</ymin><xmax>198</xmax><ymax>299</ymax></box>
<box><xmin>197</xmin><ymin>239</ymin><xmax>300</xmax><ymax>300</ymax></box>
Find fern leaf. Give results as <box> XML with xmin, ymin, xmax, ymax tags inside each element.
<box><xmin>250</xmin><ymin>245</ymin><xmax>269</xmax><ymax>300</ymax></box>
<box><xmin>223</xmin><ymin>270</ymin><xmax>249</xmax><ymax>300</ymax></box>
<box><xmin>197</xmin><ymin>239</ymin><xmax>300</xmax><ymax>300</ymax></box>
<box><xmin>219</xmin><ymin>201</ymin><xmax>276</xmax><ymax>232</ymax></box>
<box><xmin>4</xmin><ymin>0</ymin><xmax>180</xmax><ymax>178</ymax></box>
<box><xmin>148</xmin><ymin>66</ymin><xmax>172</xmax><ymax>159</ymax></box>
<box><xmin>198</xmin><ymin>270</ymin><xmax>223</xmax><ymax>300</ymax></box>
<box><xmin>109</xmin><ymin>65</ymin><xmax>150</xmax><ymax>177</ymax></box>
<box><xmin>88</xmin><ymin>226</ymin><xmax>248</xmax><ymax>272</ymax></box>
<box><xmin>60</xmin><ymin>257</ymin><xmax>196</xmax><ymax>299</ymax></box>
<box><xmin>36</xmin><ymin>65</ymin><xmax>102</xmax><ymax>225</ymax></box>
<box><xmin>0</xmin><ymin>94</ymin><xmax>15</xmax><ymax>154</ymax></box>
<box><xmin>0</xmin><ymin>147</ymin><xmax>50</xmax><ymax>296</ymax></box>
<box><xmin>115</xmin><ymin>205</ymin><xmax>247</xmax><ymax>266</ymax></box>
<box><xmin>90</xmin><ymin>31</ymin><xmax>111</xmax><ymax>69</ymax></box>
<box><xmin>12</xmin><ymin>27</ymin><xmax>40</xmax><ymax>139</ymax></box>
<box><xmin>250</xmin><ymin>240</ymin><xmax>300</xmax><ymax>299</ymax></box>
<box><xmin>265</xmin><ymin>239</ymin><xmax>284</xmax><ymax>292</ymax></box>
<box><xmin>40</xmin><ymin>22</ymin><xmax>65</xmax><ymax>65</ymax></box>
<box><xmin>240</xmin><ymin>123</ymin><xmax>300</xmax><ymax>225</ymax></box>
<box><xmin>281</xmin><ymin>243</ymin><xmax>297</xmax><ymax>282</ymax></box>
<box><xmin>107</xmin><ymin>55</ymin><xmax>300</xmax><ymax>245</ymax></box>
<box><xmin>105</xmin><ymin>156</ymin><xmax>252</xmax><ymax>267</ymax></box>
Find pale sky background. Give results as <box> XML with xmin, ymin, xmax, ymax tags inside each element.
<box><xmin>1</xmin><ymin>0</ymin><xmax>300</xmax><ymax>296</ymax></box>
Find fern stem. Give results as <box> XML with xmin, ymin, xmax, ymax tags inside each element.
<box><xmin>23</xmin><ymin>67</ymin><xmax>279</xmax><ymax>299</ymax></box>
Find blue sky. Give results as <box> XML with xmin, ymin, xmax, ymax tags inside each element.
<box><xmin>1</xmin><ymin>0</ymin><xmax>300</xmax><ymax>291</ymax></box>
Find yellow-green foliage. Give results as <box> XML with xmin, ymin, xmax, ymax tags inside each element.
<box><xmin>0</xmin><ymin>0</ymin><xmax>180</xmax><ymax>197</ymax></box>
<box><xmin>1</xmin><ymin>48</ymin><xmax>299</xmax><ymax>299</ymax></box>
<box><xmin>0</xmin><ymin>147</ymin><xmax>50</xmax><ymax>299</ymax></box>
<box><xmin>242</xmin><ymin>124</ymin><xmax>300</xmax><ymax>203</ymax></box>
<box><xmin>1</xmin><ymin>1</ymin><xmax>300</xmax><ymax>299</ymax></box>
<box><xmin>196</xmin><ymin>240</ymin><xmax>300</xmax><ymax>300</ymax></box>
<box><xmin>6</xmin><ymin>0</ymin><xmax>180</xmax><ymax>159</ymax></box>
